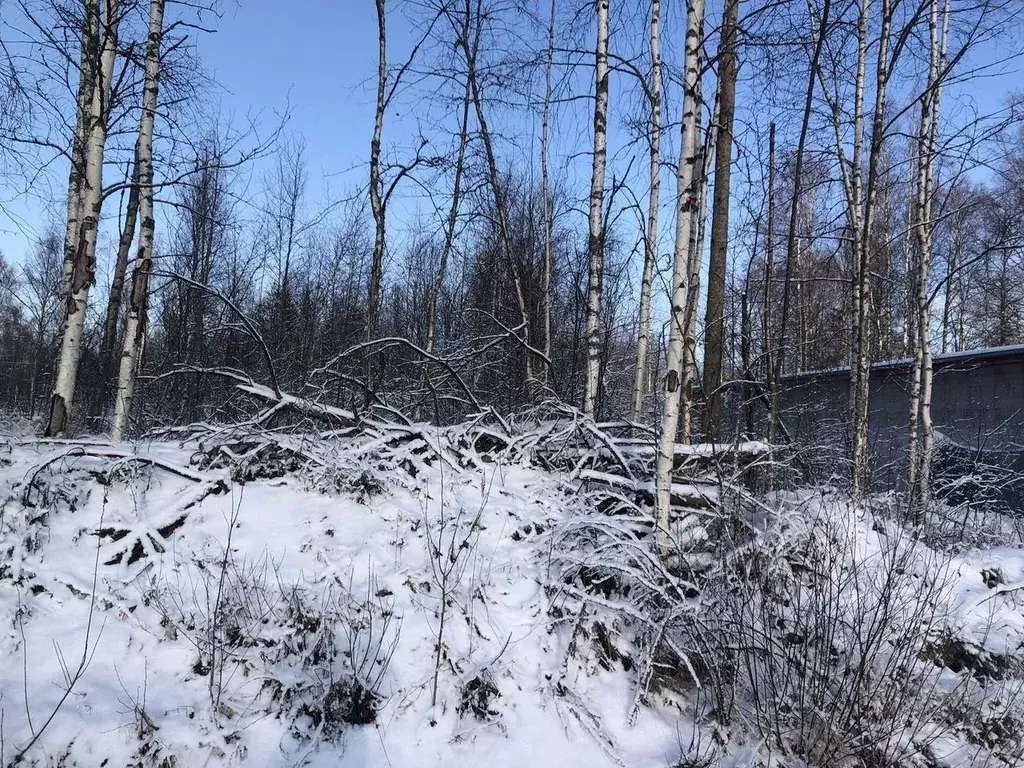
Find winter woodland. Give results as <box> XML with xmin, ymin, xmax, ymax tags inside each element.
<box><xmin>0</xmin><ymin>0</ymin><xmax>1023</xmax><ymax>765</ymax></box>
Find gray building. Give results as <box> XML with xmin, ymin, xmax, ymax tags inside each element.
<box><xmin>725</xmin><ymin>345</ymin><xmax>1024</xmax><ymax>509</ymax></box>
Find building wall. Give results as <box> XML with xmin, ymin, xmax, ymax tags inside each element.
<box><xmin>754</xmin><ymin>347</ymin><xmax>1024</xmax><ymax>502</ymax></box>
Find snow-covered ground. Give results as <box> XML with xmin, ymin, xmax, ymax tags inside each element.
<box><xmin>1</xmin><ymin>423</ymin><xmax>1022</xmax><ymax>767</ymax></box>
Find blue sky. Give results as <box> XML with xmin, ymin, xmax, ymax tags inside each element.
<box><xmin>0</xmin><ymin>0</ymin><xmax>401</xmax><ymax>260</ymax></box>
<box><xmin>200</xmin><ymin>0</ymin><xmax>386</xmax><ymax>196</ymax></box>
<box><xmin>0</xmin><ymin>0</ymin><xmax>1020</xmax><ymax>268</ymax></box>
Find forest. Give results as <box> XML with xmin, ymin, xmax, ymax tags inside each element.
<box><xmin>0</xmin><ymin>0</ymin><xmax>1023</xmax><ymax>765</ymax></box>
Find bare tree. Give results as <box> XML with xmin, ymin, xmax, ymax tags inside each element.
<box><xmin>12</xmin><ymin>232</ymin><xmax>62</xmax><ymax>418</ymax></box>
<box><xmin>426</xmin><ymin>0</ymin><xmax>475</xmax><ymax>356</ymax></box>
<box><xmin>369</xmin><ymin>0</ymin><xmax>388</xmax><ymax>340</ymax></box>
<box><xmin>680</xmin><ymin>82</ymin><xmax>712</xmax><ymax>444</ymax></box>
<box><xmin>461</xmin><ymin>0</ymin><xmax>535</xmax><ymax>381</ymax></box>
<box><xmin>774</xmin><ymin>0</ymin><xmax>834</xmax><ymax>448</ymax></box>
<box><xmin>630</xmin><ymin>0</ymin><xmax>662</xmax><ymax>423</ymax></box>
<box><xmin>539</xmin><ymin>0</ymin><xmax>557</xmax><ymax>384</ymax></box>
<box><xmin>100</xmin><ymin>151</ymin><xmax>141</xmax><ymax>386</ymax></box>
<box><xmin>763</xmin><ymin>122</ymin><xmax>777</xmax><ymax>442</ymax></box>
<box><xmin>655</xmin><ymin>0</ymin><xmax>706</xmax><ymax>558</ymax></box>
<box><xmin>47</xmin><ymin>0</ymin><xmax>121</xmax><ymax>437</ymax></box>
<box><xmin>583</xmin><ymin>0</ymin><xmax>609</xmax><ymax>417</ymax></box>
<box><xmin>908</xmin><ymin>0</ymin><xmax>950</xmax><ymax>518</ymax></box>
<box><xmin>700</xmin><ymin>0</ymin><xmax>739</xmax><ymax>442</ymax></box>
<box><xmin>111</xmin><ymin>0</ymin><xmax>166</xmax><ymax>439</ymax></box>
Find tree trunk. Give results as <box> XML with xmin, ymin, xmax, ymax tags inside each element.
<box><xmin>368</xmin><ymin>0</ymin><xmax>387</xmax><ymax>341</ymax></box>
<box><xmin>46</xmin><ymin>0</ymin><xmax>119</xmax><ymax>438</ymax></box>
<box><xmin>700</xmin><ymin>0</ymin><xmax>739</xmax><ymax>443</ymax></box>
<box><xmin>909</xmin><ymin>0</ymin><xmax>948</xmax><ymax>520</ymax></box>
<box><xmin>97</xmin><ymin>153</ymin><xmax>141</xmax><ymax>411</ymax></box>
<box><xmin>764</xmin><ymin>122</ymin><xmax>777</xmax><ymax>442</ymax></box>
<box><xmin>464</xmin><ymin>0</ymin><xmax>534</xmax><ymax>382</ymax></box>
<box><xmin>583</xmin><ymin>0</ymin><xmax>610</xmax><ymax>417</ymax></box>
<box><xmin>655</xmin><ymin>0</ymin><xmax>706</xmax><ymax>559</ymax></box>
<box><xmin>540</xmin><ymin>0</ymin><xmax>557</xmax><ymax>384</ymax></box>
<box><xmin>630</xmin><ymin>0</ymin><xmax>661</xmax><ymax>423</ymax></box>
<box><xmin>59</xmin><ymin>2</ymin><xmax>99</xmax><ymax>304</ymax></box>
<box><xmin>426</xmin><ymin>3</ymin><xmax>474</xmax><ymax>356</ymax></box>
<box><xmin>111</xmin><ymin>0</ymin><xmax>165</xmax><ymax>439</ymax></box>
<box><xmin>851</xmin><ymin>0</ymin><xmax>893</xmax><ymax>495</ymax></box>
<box><xmin>680</xmin><ymin>76</ymin><xmax>712</xmax><ymax>444</ymax></box>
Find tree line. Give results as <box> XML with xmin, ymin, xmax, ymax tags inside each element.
<box><xmin>0</xmin><ymin>0</ymin><xmax>1022</xmax><ymax>511</ymax></box>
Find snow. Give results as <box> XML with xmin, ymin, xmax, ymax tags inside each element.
<box><xmin>1</xmin><ymin>423</ymin><xmax>1022</xmax><ymax>767</ymax></box>
<box><xmin>0</xmin><ymin>431</ymin><xmax>692</xmax><ymax>767</ymax></box>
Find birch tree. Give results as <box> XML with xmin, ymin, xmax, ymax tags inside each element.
<box><xmin>763</xmin><ymin>122</ymin><xmax>777</xmax><ymax>442</ymax></box>
<box><xmin>368</xmin><ymin>0</ymin><xmax>388</xmax><ymax>340</ymax></box>
<box><xmin>46</xmin><ymin>0</ymin><xmax>120</xmax><ymax>438</ymax></box>
<box><xmin>680</xmin><ymin>83</ymin><xmax>712</xmax><ymax>443</ymax></box>
<box><xmin>58</xmin><ymin>4</ymin><xmax>97</xmax><ymax>305</ymax></box>
<box><xmin>817</xmin><ymin>0</ymin><xmax>894</xmax><ymax>493</ymax></box>
<box><xmin>100</xmin><ymin>154</ymin><xmax>141</xmax><ymax>382</ymax></box>
<box><xmin>583</xmin><ymin>0</ymin><xmax>609</xmax><ymax>417</ymax></box>
<box><xmin>111</xmin><ymin>0</ymin><xmax>165</xmax><ymax>440</ymax></box>
<box><xmin>630</xmin><ymin>0</ymin><xmax>661</xmax><ymax>423</ymax></box>
<box><xmin>850</xmin><ymin>0</ymin><xmax>894</xmax><ymax>495</ymax></box>
<box><xmin>908</xmin><ymin>0</ymin><xmax>949</xmax><ymax>519</ymax></box>
<box><xmin>655</xmin><ymin>0</ymin><xmax>706</xmax><ymax>558</ymax></box>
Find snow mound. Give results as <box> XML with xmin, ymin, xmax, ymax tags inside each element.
<box><xmin>1</xmin><ymin>426</ymin><xmax>1023</xmax><ymax>767</ymax></box>
<box><xmin>0</xmin><ymin>433</ymin><xmax>690</xmax><ymax>767</ymax></box>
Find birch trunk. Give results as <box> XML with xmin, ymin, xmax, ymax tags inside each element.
<box><xmin>851</xmin><ymin>0</ymin><xmax>893</xmax><ymax>495</ymax></box>
<box><xmin>630</xmin><ymin>0</ymin><xmax>661</xmax><ymax>423</ymax></box>
<box><xmin>764</xmin><ymin>122</ymin><xmax>778</xmax><ymax>442</ymax></box>
<box><xmin>368</xmin><ymin>0</ymin><xmax>387</xmax><ymax>340</ymax></box>
<box><xmin>100</xmin><ymin>154</ymin><xmax>141</xmax><ymax>371</ymax></box>
<box><xmin>655</xmin><ymin>0</ymin><xmax>705</xmax><ymax>558</ymax></box>
<box><xmin>540</xmin><ymin>0</ymin><xmax>557</xmax><ymax>384</ymax></box>
<box><xmin>111</xmin><ymin>0</ymin><xmax>165</xmax><ymax>440</ymax></box>
<box><xmin>700</xmin><ymin>0</ymin><xmax>739</xmax><ymax>443</ymax></box>
<box><xmin>908</xmin><ymin>0</ymin><xmax>948</xmax><ymax>520</ymax></box>
<box><xmin>848</xmin><ymin>0</ymin><xmax>874</xmax><ymax>496</ymax></box>
<box><xmin>59</xmin><ymin>3</ymin><xmax>99</xmax><ymax>304</ymax></box>
<box><xmin>680</xmin><ymin>78</ymin><xmax>712</xmax><ymax>444</ymax></box>
<box><xmin>583</xmin><ymin>0</ymin><xmax>610</xmax><ymax>417</ymax></box>
<box><xmin>46</xmin><ymin>0</ymin><xmax>119</xmax><ymax>438</ymax></box>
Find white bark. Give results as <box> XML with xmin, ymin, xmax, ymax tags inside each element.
<box><xmin>59</xmin><ymin>3</ymin><xmax>98</xmax><ymax>304</ymax></box>
<box><xmin>819</xmin><ymin>0</ymin><xmax>890</xmax><ymax>494</ymax></box>
<box><xmin>848</xmin><ymin>0</ymin><xmax>871</xmax><ymax>495</ymax></box>
<box><xmin>655</xmin><ymin>0</ymin><xmax>705</xmax><ymax>558</ymax></box>
<box><xmin>851</xmin><ymin>0</ymin><xmax>892</xmax><ymax>494</ymax></box>
<box><xmin>368</xmin><ymin>0</ymin><xmax>387</xmax><ymax>339</ymax></box>
<box><xmin>765</xmin><ymin>122</ymin><xmax>777</xmax><ymax>442</ymax></box>
<box><xmin>111</xmin><ymin>0</ymin><xmax>165</xmax><ymax>440</ymax></box>
<box><xmin>680</xmin><ymin>80</ymin><xmax>712</xmax><ymax>444</ymax></box>
<box><xmin>908</xmin><ymin>0</ymin><xmax>948</xmax><ymax>519</ymax></box>
<box><xmin>47</xmin><ymin>0</ymin><xmax>119</xmax><ymax>438</ymax></box>
<box><xmin>583</xmin><ymin>0</ymin><xmax>610</xmax><ymax>417</ymax></box>
<box><xmin>630</xmin><ymin>0</ymin><xmax>661</xmax><ymax>423</ymax></box>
